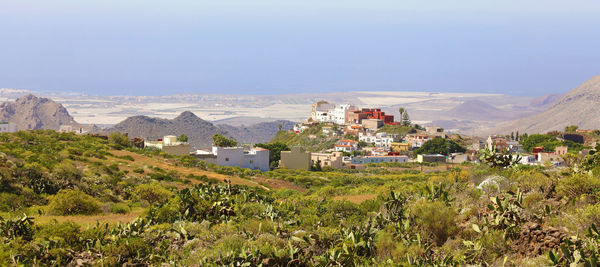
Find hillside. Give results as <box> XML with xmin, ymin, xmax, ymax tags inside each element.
<box><xmin>0</xmin><ymin>94</ymin><xmax>78</xmax><ymax>130</ymax></box>
<box><xmin>270</xmin><ymin>123</ymin><xmax>341</xmax><ymax>152</ymax></box>
<box><xmin>108</xmin><ymin>111</ymin><xmax>295</xmax><ymax>147</ymax></box>
<box><xmin>492</xmin><ymin>75</ymin><xmax>600</xmax><ymax>134</ymax></box>
<box><xmin>218</xmin><ymin>120</ymin><xmax>295</xmax><ymax>144</ymax></box>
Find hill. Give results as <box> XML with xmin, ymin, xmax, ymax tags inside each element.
<box><xmin>107</xmin><ymin>111</ymin><xmax>294</xmax><ymax>147</ymax></box>
<box><xmin>492</xmin><ymin>75</ymin><xmax>600</xmax><ymax>134</ymax></box>
<box><xmin>0</xmin><ymin>94</ymin><xmax>78</xmax><ymax>130</ymax></box>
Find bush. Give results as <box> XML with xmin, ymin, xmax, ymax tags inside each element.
<box><xmin>48</xmin><ymin>189</ymin><xmax>102</xmax><ymax>215</ymax></box>
<box><xmin>409</xmin><ymin>199</ymin><xmax>457</xmax><ymax>245</ymax></box>
<box><xmin>133</xmin><ymin>182</ymin><xmax>173</xmax><ymax>205</ymax></box>
<box><xmin>556</xmin><ymin>174</ymin><xmax>600</xmax><ymax>200</ymax></box>
<box><xmin>111</xmin><ymin>203</ymin><xmax>130</xmax><ymax>214</ymax></box>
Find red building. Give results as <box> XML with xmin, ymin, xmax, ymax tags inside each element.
<box><xmin>361</xmin><ymin>108</ymin><xmax>395</xmax><ymax>124</ymax></box>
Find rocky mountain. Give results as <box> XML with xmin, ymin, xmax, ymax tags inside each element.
<box><xmin>218</xmin><ymin>120</ymin><xmax>295</xmax><ymax>144</ymax></box>
<box><xmin>491</xmin><ymin>75</ymin><xmax>600</xmax><ymax>134</ymax></box>
<box><xmin>0</xmin><ymin>94</ymin><xmax>78</xmax><ymax>130</ymax></box>
<box><xmin>107</xmin><ymin>111</ymin><xmax>294</xmax><ymax>148</ymax></box>
<box><xmin>529</xmin><ymin>93</ymin><xmax>562</xmax><ymax>108</ymax></box>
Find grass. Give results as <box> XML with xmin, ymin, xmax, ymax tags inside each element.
<box><xmin>35</xmin><ymin>207</ymin><xmax>145</xmax><ymax>226</ymax></box>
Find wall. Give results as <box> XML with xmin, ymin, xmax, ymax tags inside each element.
<box><xmin>162</xmin><ymin>144</ymin><xmax>191</xmax><ymax>156</ymax></box>
<box><xmin>244</xmin><ymin>149</ymin><xmax>270</xmax><ymax>171</ymax></box>
<box><xmin>280</xmin><ymin>147</ymin><xmax>311</xmax><ymax>170</ymax></box>
<box><xmin>213</xmin><ymin>147</ymin><xmax>244</xmax><ymax>168</ymax></box>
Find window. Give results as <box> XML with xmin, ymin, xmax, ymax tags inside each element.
<box><xmin>225</xmin><ymin>157</ymin><xmax>229</xmax><ymax>162</ymax></box>
<box><xmin>250</xmin><ymin>160</ymin><xmax>254</xmax><ymax>164</ymax></box>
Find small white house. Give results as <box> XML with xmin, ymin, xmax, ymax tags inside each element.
<box><xmin>197</xmin><ymin>146</ymin><xmax>270</xmax><ymax>171</ymax></box>
<box><xmin>0</xmin><ymin>122</ymin><xmax>16</xmax><ymax>133</ymax></box>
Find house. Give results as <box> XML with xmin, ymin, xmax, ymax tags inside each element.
<box><xmin>406</xmin><ymin>134</ymin><xmax>433</xmax><ymax>148</ymax></box>
<box><xmin>532</xmin><ymin>147</ymin><xmax>545</xmax><ymax>154</ymax></box>
<box><xmin>331</xmin><ymin>104</ymin><xmax>356</xmax><ymax>125</ymax></box>
<box><xmin>487</xmin><ymin>136</ymin><xmax>508</xmax><ymax>152</ymax></box>
<box><xmin>347</xmin><ymin>110</ymin><xmax>369</xmax><ymax>124</ymax></box>
<box><xmin>359</xmin><ymin>132</ymin><xmax>395</xmax><ymax>148</ymax></box>
<box><xmin>417</xmin><ymin>154</ymin><xmax>446</xmax><ymax>163</ymax></box>
<box><xmin>311</xmin><ymin>101</ymin><xmax>336</xmax><ymax>122</ymax></box>
<box><xmin>311</xmin><ymin>152</ymin><xmax>344</xmax><ymax>169</ymax></box>
<box><xmin>538</xmin><ymin>152</ymin><xmax>563</xmax><ymax>166</ymax></box>
<box><xmin>506</xmin><ymin>141</ymin><xmax>524</xmax><ymax>153</ymax></box>
<box><xmin>144</xmin><ymin>135</ymin><xmax>191</xmax><ymax>156</ymax></box>
<box><xmin>351</xmin><ymin>155</ymin><xmax>408</xmax><ymax>164</ymax></box>
<box><xmin>0</xmin><ymin>122</ymin><xmax>16</xmax><ymax>133</ymax></box>
<box><xmin>362</xmin><ymin>108</ymin><xmax>395</xmax><ymax>124</ymax></box>
<box><xmin>519</xmin><ymin>155</ymin><xmax>537</xmax><ymax>165</ymax></box>
<box><xmin>391</xmin><ymin>142</ymin><xmax>412</xmax><ymax>152</ymax></box>
<box><xmin>447</xmin><ymin>153</ymin><xmax>468</xmax><ymax>164</ymax></box>
<box><xmin>555</xmin><ymin>146</ymin><xmax>568</xmax><ymax>155</ymax></box>
<box><xmin>335</xmin><ymin>139</ymin><xmax>359</xmax><ymax>152</ymax></box>
<box><xmin>425</xmin><ymin>126</ymin><xmax>445</xmax><ymax>138</ymax></box>
<box><xmin>280</xmin><ymin>147</ymin><xmax>312</xmax><ymax>170</ymax></box>
<box><xmin>59</xmin><ymin>125</ymin><xmax>87</xmax><ymax>135</ymax></box>
<box><xmin>195</xmin><ymin>146</ymin><xmax>270</xmax><ymax>171</ymax></box>
<box><xmin>362</xmin><ymin>119</ymin><xmax>384</xmax><ymax>131</ymax></box>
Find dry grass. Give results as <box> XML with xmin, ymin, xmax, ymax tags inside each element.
<box><xmin>108</xmin><ymin>150</ymin><xmax>302</xmax><ymax>191</ymax></box>
<box><xmin>36</xmin><ymin>208</ymin><xmax>145</xmax><ymax>227</ymax></box>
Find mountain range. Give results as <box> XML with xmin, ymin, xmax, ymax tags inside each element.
<box><xmin>106</xmin><ymin>111</ymin><xmax>294</xmax><ymax>148</ymax></box>
<box><xmin>492</xmin><ymin>75</ymin><xmax>600</xmax><ymax>134</ymax></box>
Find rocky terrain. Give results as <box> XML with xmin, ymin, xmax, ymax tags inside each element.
<box><xmin>107</xmin><ymin>111</ymin><xmax>294</xmax><ymax>148</ymax></box>
<box><xmin>0</xmin><ymin>94</ymin><xmax>78</xmax><ymax>130</ymax></box>
<box><xmin>492</xmin><ymin>75</ymin><xmax>600</xmax><ymax>134</ymax></box>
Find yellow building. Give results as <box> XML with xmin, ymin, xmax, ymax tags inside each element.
<box><xmin>391</xmin><ymin>142</ymin><xmax>411</xmax><ymax>152</ymax></box>
<box><xmin>311</xmin><ymin>152</ymin><xmax>344</xmax><ymax>169</ymax></box>
<box><xmin>280</xmin><ymin>147</ymin><xmax>311</xmax><ymax>170</ymax></box>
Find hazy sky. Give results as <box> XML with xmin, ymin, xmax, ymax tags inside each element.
<box><xmin>1</xmin><ymin>0</ymin><xmax>599</xmax><ymax>96</ymax></box>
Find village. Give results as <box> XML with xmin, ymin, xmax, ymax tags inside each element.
<box><xmin>45</xmin><ymin>100</ymin><xmax>591</xmax><ymax>172</ymax></box>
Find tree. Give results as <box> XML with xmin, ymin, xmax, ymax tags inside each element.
<box><xmin>109</xmin><ymin>132</ymin><xmax>130</xmax><ymax>148</ymax></box>
<box><xmin>212</xmin><ymin>134</ymin><xmax>237</xmax><ymax>147</ymax></box>
<box><xmin>398</xmin><ymin>107</ymin><xmax>405</xmax><ymax>118</ymax></box>
<box><xmin>402</xmin><ymin>111</ymin><xmax>411</xmax><ymax>127</ymax></box>
<box><xmin>515</xmin><ymin>131</ymin><xmax>519</xmax><ymax>141</ymax></box>
<box><xmin>278</xmin><ymin>124</ymin><xmax>283</xmax><ymax>131</ymax></box>
<box><xmin>565</xmin><ymin>125</ymin><xmax>579</xmax><ymax>133</ymax></box>
<box><xmin>510</xmin><ymin>132</ymin><xmax>515</xmax><ymax>141</ymax></box>
<box><xmin>177</xmin><ymin>134</ymin><xmax>188</xmax><ymax>142</ymax></box>
<box><xmin>414</xmin><ymin>138</ymin><xmax>466</xmax><ymax>156</ymax></box>
<box><xmin>255</xmin><ymin>142</ymin><xmax>290</xmax><ymax>169</ymax></box>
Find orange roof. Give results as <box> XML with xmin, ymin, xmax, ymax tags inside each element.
<box><xmin>340</xmin><ymin>139</ymin><xmax>358</xmax><ymax>143</ymax></box>
<box><xmin>254</xmin><ymin>147</ymin><xmax>269</xmax><ymax>151</ymax></box>
<box><xmin>351</xmin><ymin>125</ymin><xmax>362</xmax><ymax>129</ymax></box>
<box><xmin>336</xmin><ymin>144</ymin><xmax>353</xmax><ymax>147</ymax></box>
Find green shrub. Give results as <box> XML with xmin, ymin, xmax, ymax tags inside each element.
<box><xmin>409</xmin><ymin>199</ymin><xmax>457</xmax><ymax>245</ymax></box>
<box><xmin>111</xmin><ymin>203</ymin><xmax>130</xmax><ymax>214</ymax></box>
<box><xmin>47</xmin><ymin>189</ymin><xmax>102</xmax><ymax>215</ymax></box>
<box><xmin>556</xmin><ymin>174</ymin><xmax>600</xmax><ymax>200</ymax></box>
<box><xmin>133</xmin><ymin>182</ymin><xmax>173</xmax><ymax>205</ymax></box>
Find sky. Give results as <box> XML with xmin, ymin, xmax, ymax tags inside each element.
<box><xmin>0</xmin><ymin>0</ymin><xmax>599</xmax><ymax>96</ymax></box>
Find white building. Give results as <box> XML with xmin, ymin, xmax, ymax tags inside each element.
<box><xmin>59</xmin><ymin>125</ymin><xmax>87</xmax><ymax>135</ymax></box>
<box><xmin>359</xmin><ymin>132</ymin><xmax>395</xmax><ymax>148</ymax></box>
<box><xmin>144</xmin><ymin>135</ymin><xmax>191</xmax><ymax>156</ymax></box>
<box><xmin>196</xmin><ymin>146</ymin><xmax>270</xmax><ymax>171</ymax></box>
<box><xmin>0</xmin><ymin>122</ymin><xmax>16</xmax><ymax>133</ymax></box>
<box><xmin>351</xmin><ymin>155</ymin><xmax>408</xmax><ymax>164</ymax></box>
<box><xmin>330</xmin><ymin>104</ymin><xmax>356</xmax><ymax>125</ymax></box>
<box><xmin>405</xmin><ymin>134</ymin><xmax>433</xmax><ymax>148</ymax></box>
<box><xmin>519</xmin><ymin>155</ymin><xmax>537</xmax><ymax>165</ymax></box>
<box><xmin>335</xmin><ymin>139</ymin><xmax>359</xmax><ymax>153</ymax></box>
<box><xmin>311</xmin><ymin>101</ymin><xmax>336</xmax><ymax>122</ymax></box>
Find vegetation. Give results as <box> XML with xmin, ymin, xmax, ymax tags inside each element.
<box><xmin>521</xmin><ymin>133</ymin><xmax>585</xmax><ymax>153</ymax></box>
<box><xmin>414</xmin><ymin>137</ymin><xmax>466</xmax><ymax>156</ymax></box>
<box><xmin>1</xmin><ymin>130</ymin><xmax>600</xmax><ymax>265</ymax></box>
<box><xmin>212</xmin><ymin>133</ymin><xmax>237</xmax><ymax>147</ymax></box>
<box><xmin>255</xmin><ymin>142</ymin><xmax>290</xmax><ymax>169</ymax></box>
<box><xmin>177</xmin><ymin>134</ymin><xmax>188</xmax><ymax>142</ymax></box>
